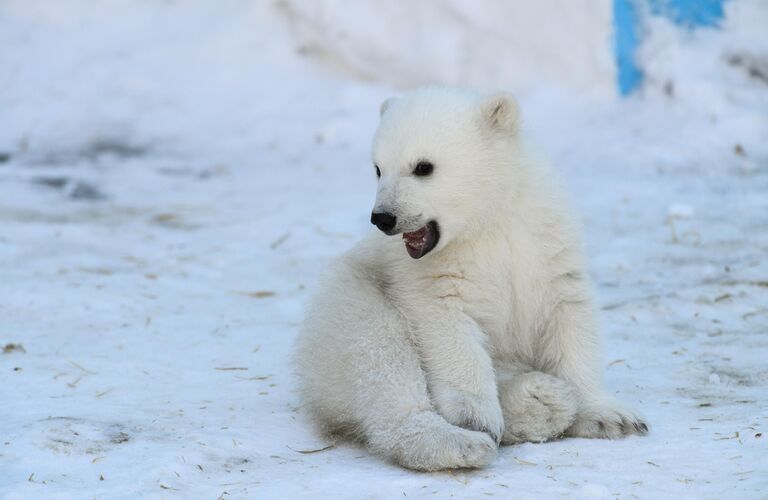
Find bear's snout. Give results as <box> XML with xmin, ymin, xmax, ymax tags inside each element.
<box><xmin>371</xmin><ymin>212</ymin><xmax>397</xmax><ymax>233</ymax></box>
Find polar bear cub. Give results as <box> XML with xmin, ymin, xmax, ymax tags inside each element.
<box><xmin>295</xmin><ymin>87</ymin><xmax>647</xmax><ymax>471</ymax></box>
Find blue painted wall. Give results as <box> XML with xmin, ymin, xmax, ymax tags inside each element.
<box><xmin>614</xmin><ymin>0</ymin><xmax>729</xmax><ymax>95</ymax></box>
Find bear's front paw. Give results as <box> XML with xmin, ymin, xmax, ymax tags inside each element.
<box><xmin>499</xmin><ymin>371</ymin><xmax>578</xmax><ymax>444</ymax></box>
<box><xmin>432</xmin><ymin>383</ymin><xmax>504</xmax><ymax>444</ymax></box>
<box><xmin>566</xmin><ymin>398</ymin><xmax>648</xmax><ymax>439</ymax></box>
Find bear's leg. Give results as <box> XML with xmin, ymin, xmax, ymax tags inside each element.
<box><xmin>297</xmin><ymin>263</ymin><xmax>497</xmax><ymax>471</ymax></box>
<box><xmin>538</xmin><ymin>296</ymin><xmax>649</xmax><ymax>439</ymax></box>
<box><xmin>355</xmin><ymin>323</ymin><xmax>498</xmax><ymax>471</ymax></box>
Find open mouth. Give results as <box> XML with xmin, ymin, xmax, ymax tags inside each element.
<box><xmin>402</xmin><ymin>221</ymin><xmax>439</xmax><ymax>259</ymax></box>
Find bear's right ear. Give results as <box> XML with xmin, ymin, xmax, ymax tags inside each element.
<box><xmin>480</xmin><ymin>93</ymin><xmax>519</xmax><ymax>134</ymax></box>
<box><xmin>379</xmin><ymin>97</ymin><xmax>397</xmax><ymax>117</ymax></box>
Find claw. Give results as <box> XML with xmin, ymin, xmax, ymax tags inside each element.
<box><xmin>597</xmin><ymin>420</ymin><xmax>606</xmax><ymax>431</ymax></box>
<box><xmin>485</xmin><ymin>429</ymin><xmax>501</xmax><ymax>445</ymax></box>
<box><xmin>458</xmin><ymin>418</ymin><xmax>501</xmax><ymax>445</ymax></box>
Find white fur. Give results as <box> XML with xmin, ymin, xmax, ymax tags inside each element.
<box><xmin>295</xmin><ymin>86</ymin><xmax>647</xmax><ymax>471</ymax></box>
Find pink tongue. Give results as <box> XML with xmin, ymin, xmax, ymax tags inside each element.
<box><xmin>403</xmin><ymin>226</ymin><xmax>428</xmax><ymax>258</ymax></box>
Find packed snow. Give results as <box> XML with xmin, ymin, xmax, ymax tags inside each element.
<box><xmin>1</xmin><ymin>1</ymin><xmax>766</xmax><ymax>498</ymax></box>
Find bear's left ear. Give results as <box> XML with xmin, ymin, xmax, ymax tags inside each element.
<box><xmin>379</xmin><ymin>97</ymin><xmax>397</xmax><ymax>117</ymax></box>
<box><xmin>480</xmin><ymin>93</ymin><xmax>519</xmax><ymax>133</ymax></box>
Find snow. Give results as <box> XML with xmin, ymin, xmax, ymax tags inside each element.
<box><xmin>278</xmin><ymin>0</ymin><xmax>616</xmax><ymax>96</ymax></box>
<box><xmin>1</xmin><ymin>1</ymin><xmax>767</xmax><ymax>498</ymax></box>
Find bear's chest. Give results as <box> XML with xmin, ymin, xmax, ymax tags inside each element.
<box><xmin>396</xmin><ymin>231</ymin><xmax>548</xmax><ymax>363</ymax></box>
<box><xmin>454</xmin><ymin>244</ymin><xmax>546</xmax><ymax>364</ymax></box>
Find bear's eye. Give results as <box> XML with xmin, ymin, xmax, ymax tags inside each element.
<box><xmin>375</xmin><ymin>165</ymin><xmax>381</xmax><ymax>178</ymax></box>
<box><xmin>413</xmin><ymin>161</ymin><xmax>434</xmax><ymax>177</ymax></box>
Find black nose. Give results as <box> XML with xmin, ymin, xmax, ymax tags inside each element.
<box><xmin>371</xmin><ymin>212</ymin><xmax>397</xmax><ymax>233</ymax></box>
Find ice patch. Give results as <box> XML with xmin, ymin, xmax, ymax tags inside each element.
<box><xmin>667</xmin><ymin>203</ymin><xmax>695</xmax><ymax>219</ymax></box>
<box><xmin>575</xmin><ymin>482</ymin><xmax>612</xmax><ymax>499</ymax></box>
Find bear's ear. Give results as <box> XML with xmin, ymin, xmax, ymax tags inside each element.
<box><xmin>379</xmin><ymin>97</ymin><xmax>397</xmax><ymax>117</ymax></box>
<box><xmin>480</xmin><ymin>93</ymin><xmax>519</xmax><ymax>133</ymax></box>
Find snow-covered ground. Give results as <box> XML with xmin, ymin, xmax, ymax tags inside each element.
<box><xmin>1</xmin><ymin>1</ymin><xmax>767</xmax><ymax>498</ymax></box>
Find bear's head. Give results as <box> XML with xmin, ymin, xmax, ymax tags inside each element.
<box><xmin>371</xmin><ymin>87</ymin><xmax>520</xmax><ymax>259</ymax></box>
